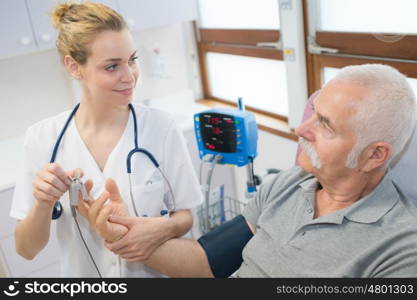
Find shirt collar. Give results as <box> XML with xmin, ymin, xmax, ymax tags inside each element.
<box><xmin>299</xmin><ymin>176</ymin><xmax>320</xmax><ymax>211</ymax></box>
<box><xmin>343</xmin><ymin>172</ymin><xmax>399</xmax><ymax>223</ymax></box>
<box><xmin>299</xmin><ymin>171</ymin><xmax>399</xmax><ymax>224</ymax></box>
<box><xmin>299</xmin><ymin>175</ymin><xmax>318</xmax><ymax>193</ymax></box>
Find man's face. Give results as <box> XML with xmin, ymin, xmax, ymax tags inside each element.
<box><xmin>295</xmin><ymin>82</ymin><xmax>368</xmax><ymax>179</ymax></box>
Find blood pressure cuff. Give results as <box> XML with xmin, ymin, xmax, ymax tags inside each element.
<box><xmin>197</xmin><ymin>214</ymin><xmax>254</xmax><ymax>278</ymax></box>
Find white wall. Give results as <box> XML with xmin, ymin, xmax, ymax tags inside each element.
<box><xmin>255</xmin><ymin>131</ymin><xmax>298</xmax><ymax>173</ymax></box>
<box><xmin>0</xmin><ymin>49</ymin><xmax>74</xmax><ymax>140</ymax></box>
<box><xmin>132</xmin><ymin>23</ymin><xmax>200</xmax><ymax>102</ymax></box>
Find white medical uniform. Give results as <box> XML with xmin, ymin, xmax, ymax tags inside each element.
<box><xmin>10</xmin><ymin>103</ymin><xmax>203</xmax><ymax>277</ymax></box>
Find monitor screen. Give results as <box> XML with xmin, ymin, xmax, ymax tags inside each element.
<box><xmin>200</xmin><ymin>112</ymin><xmax>237</xmax><ymax>153</ymax></box>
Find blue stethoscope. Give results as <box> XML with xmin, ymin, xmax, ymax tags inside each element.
<box><xmin>51</xmin><ymin>103</ymin><xmax>176</xmax><ymax>220</ymax></box>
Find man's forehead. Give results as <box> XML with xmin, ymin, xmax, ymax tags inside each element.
<box><xmin>313</xmin><ymin>84</ymin><xmax>364</xmax><ymax>132</ymax></box>
<box><xmin>314</xmin><ymin>82</ymin><xmax>367</xmax><ymax>110</ymax></box>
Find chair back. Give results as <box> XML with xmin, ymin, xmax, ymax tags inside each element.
<box><xmin>391</xmin><ymin>126</ymin><xmax>417</xmax><ymax>204</ymax></box>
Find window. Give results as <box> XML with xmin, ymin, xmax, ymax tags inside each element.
<box><xmin>307</xmin><ymin>0</ymin><xmax>417</xmax><ymax>94</ymax></box>
<box><xmin>319</xmin><ymin>0</ymin><xmax>417</xmax><ymax>34</ymax></box>
<box><xmin>206</xmin><ymin>53</ymin><xmax>288</xmax><ymax>116</ymax></box>
<box><xmin>198</xmin><ymin>0</ymin><xmax>280</xmax><ymax>29</ymax></box>
<box><xmin>196</xmin><ymin>1</ymin><xmax>417</xmax><ymax>140</ymax></box>
<box><xmin>197</xmin><ymin>0</ymin><xmax>289</xmax><ymax>125</ymax></box>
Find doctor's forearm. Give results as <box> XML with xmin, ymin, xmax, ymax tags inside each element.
<box><xmin>15</xmin><ymin>201</ymin><xmax>54</xmax><ymax>260</ymax></box>
<box><xmin>165</xmin><ymin>209</ymin><xmax>193</xmax><ymax>239</ymax></box>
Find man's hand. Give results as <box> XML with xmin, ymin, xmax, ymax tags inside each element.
<box><xmin>77</xmin><ymin>178</ymin><xmax>129</xmax><ymax>242</ymax></box>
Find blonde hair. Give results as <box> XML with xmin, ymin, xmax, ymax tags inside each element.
<box><xmin>50</xmin><ymin>1</ymin><xmax>127</xmax><ymax>65</ymax></box>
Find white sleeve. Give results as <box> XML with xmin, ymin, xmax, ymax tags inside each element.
<box><xmin>10</xmin><ymin>126</ymin><xmax>47</xmax><ymax>220</ymax></box>
<box><xmin>162</xmin><ymin>121</ymin><xmax>202</xmax><ymax>210</ymax></box>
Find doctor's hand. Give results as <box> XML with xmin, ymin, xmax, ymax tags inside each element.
<box><xmin>76</xmin><ymin>178</ymin><xmax>130</xmax><ymax>242</ymax></box>
<box><xmin>32</xmin><ymin>163</ymin><xmax>81</xmax><ymax>208</ymax></box>
<box><xmin>104</xmin><ymin>215</ymin><xmax>174</xmax><ymax>262</ymax></box>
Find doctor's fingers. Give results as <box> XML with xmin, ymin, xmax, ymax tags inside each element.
<box><xmin>33</xmin><ymin>178</ymin><xmax>66</xmax><ymax>199</ymax></box>
<box><xmin>36</xmin><ymin>168</ymin><xmax>69</xmax><ymax>193</ymax></box>
<box><xmin>33</xmin><ymin>188</ymin><xmax>59</xmax><ymax>204</ymax></box>
<box><xmin>124</xmin><ymin>256</ymin><xmax>145</xmax><ymax>262</ymax></box>
<box><xmin>105</xmin><ymin>235</ymin><xmax>131</xmax><ymax>253</ymax></box>
<box><xmin>116</xmin><ymin>245</ymin><xmax>143</xmax><ymax>257</ymax></box>
<box><xmin>45</xmin><ymin>163</ymin><xmax>72</xmax><ymax>186</ymax></box>
<box><xmin>67</xmin><ymin>168</ymin><xmax>84</xmax><ymax>178</ymax></box>
<box><xmin>105</xmin><ymin>228</ymin><xmax>147</xmax><ymax>255</ymax></box>
<box><xmin>109</xmin><ymin>243</ymin><xmax>135</xmax><ymax>257</ymax></box>
<box><xmin>121</xmin><ymin>251</ymin><xmax>150</xmax><ymax>261</ymax></box>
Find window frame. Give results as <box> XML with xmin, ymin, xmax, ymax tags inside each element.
<box><xmin>196</xmin><ymin>2</ymin><xmax>417</xmax><ymax>141</ymax></box>
<box><xmin>195</xmin><ymin>22</ymin><xmax>296</xmax><ymax>139</ymax></box>
<box><xmin>197</xmin><ymin>27</ymin><xmax>284</xmax><ymax>115</ymax></box>
<box><xmin>309</xmin><ymin>54</ymin><xmax>417</xmax><ymax>92</ymax></box>
<box><xmin>304</xmin><ymin>0</ymin><xmax>417</xmax><ymax>95</ymax></box>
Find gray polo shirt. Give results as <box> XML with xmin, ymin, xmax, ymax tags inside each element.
<box><xmin>237</xmin><ymin>166</ymin><xmax>417</xmax><ymax>277</ymax></box>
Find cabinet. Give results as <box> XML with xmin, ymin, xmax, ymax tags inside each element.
<box><xmin>25</xmin><ymin>0</ymin><xmax>62</xmax><ymax>51</ymax></box>
<box><xmin>0</xmin><ymin>0</ymin><xmax>37</xmax><ymax>57</ymax></box>
<box><xmin>26</xmin><ymin>0</ymin><xmax>120</xmax><ymax>52</ymax></box>
<box><xmin>118</xmin><ymin>0</ymin><xmax>197</xmax><ymax>31</ymax></box>
<box><xmin>0</xmin><ymin>0</ymin><xmax>197</xmax><ymax>59</ymax></box>
<box><xmin>88</xmin><ymin>0</ymin><xmax>120</xmax><ymax>12</ymax></box>
<box><xmin>0</xmin><ymin>0</ymin><xmax>61</xmax><ymax>57</ymax></box>
<box><xmin>0</xmin><ymin>187</ymin><xmax>60</xmax><ymax>277</ymax></box>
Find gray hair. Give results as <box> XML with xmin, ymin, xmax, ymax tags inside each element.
<box><xmin>327</xmin><ymin>64</ymin><xmax>417</xmax><ymax>168</ymax></box>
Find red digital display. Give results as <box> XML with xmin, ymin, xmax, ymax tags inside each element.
<box><xmin>200</xmin><ymin>113</ymin><xmax>237</xmax><ymax>153</ymax></box>
<box><xmin>212</xmin><ymin>127</ymin><xmax>221</xmax><ymax>135</ymax></box>
<box><xmin>207</xmin><ymin>117</ymin><xmax>220</xmax><ymax>125</ymax></box>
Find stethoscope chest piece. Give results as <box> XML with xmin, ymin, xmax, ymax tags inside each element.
<box><xmin>52</xmin><ymin>201</ymin><xmax>63</xmax><ymax>220</ymax></box>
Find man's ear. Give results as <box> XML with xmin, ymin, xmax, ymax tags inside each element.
<box><xmin>360</xmin><ymin>142</ymin><xmax>392</xmax><ymax>172</ymax></box>
<box><xmin>64</xmin><ymin>55</ymin><xmax>82</xmax><ymax>80</ymax></box>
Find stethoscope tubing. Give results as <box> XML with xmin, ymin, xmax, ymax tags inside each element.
<box><xmin>50</xmin><ymin>103</ymin><xmax>174</xmax><ymax>219</ymax></box>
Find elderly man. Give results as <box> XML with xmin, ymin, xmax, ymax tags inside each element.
<box><xmin>81</xmin><ymin>64</ymin><xmax>417</xmax><ymax>277</ymax></box>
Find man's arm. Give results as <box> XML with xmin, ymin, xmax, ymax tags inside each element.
<box><xmin>144</xmin><ymin>238</ymin><xmax>214</xmax><ymax>278</ymax></box>
<box><xmin>104</xmin><ymin>214</ymin><xmax>213</xmax><ymax>277</ymax></box>
<box><xmin>144</xmin><ymin>216</ymin><xmax>256</xmax><ymax>277</ymax></box>
<box><xmin>107</xmin><ymin>215</ymin><xmax>256</xmax><ymax>278</ymax></box>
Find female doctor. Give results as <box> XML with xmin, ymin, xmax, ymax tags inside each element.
<box><xmin>10</xmin><ymin>2</ymin><xmax>202</xmax><ymax>277</ymax></box>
